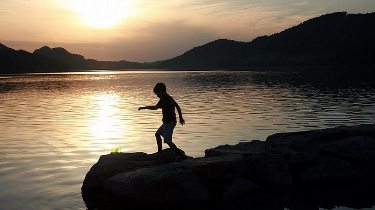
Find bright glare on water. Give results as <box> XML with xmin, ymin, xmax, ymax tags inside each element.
<box><xmin>0</xmin><ymin>70</ymin><xmax>374</xmax><ymax>209</ymax></box>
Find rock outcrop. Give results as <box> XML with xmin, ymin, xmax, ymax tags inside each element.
<box><xmin>266</xmin><ymin>124</ymin><xmax>375</xmax><ymax>184</ymax></box>
<box><xmin>82</xmin><ymin>124</ymin><xmax>375</xmax><ymax>209</ymax></box>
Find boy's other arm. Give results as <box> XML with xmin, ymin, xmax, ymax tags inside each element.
<box><xmin>138</xmin><ymin>105</ymin><xmax>159</xmax><ymax>111</ymax></box>
<box><xmin>175</xmin><ymin>103</ymin><xmax>185</xmax><ymax>125</ymax></box>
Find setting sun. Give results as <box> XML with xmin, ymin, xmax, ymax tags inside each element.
<box><xmin>69</xmin><ymin>0</ymin><xmax>134</xmax><ymax>28</ymax></box>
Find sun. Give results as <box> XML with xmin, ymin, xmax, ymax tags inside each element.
<box><xmin>69</xmin><ymin>0</ymin><xmax>134</xmax><ymax>28</ymax></box>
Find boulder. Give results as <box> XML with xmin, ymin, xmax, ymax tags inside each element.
<box><xmin>224</xmin><ymin>179</ymin><xmax>258</xmax><ymax>195</ymax></box>
<box><xmin>103</xmin><ymin>164</ymin><xmax>208</xmax><ymax>203</ymax></box>
<box><xmin>82</xmin><ymin>152</ymin><xmax>153</xmax><ymax>190</ymax></box>
<box><xmin>244</xmin><ymin>152</ymin><xmax>293</xmax><ymax>186</ymax></box>
<box><xmin>266</xmin><ymin>124</ymin><xmax>375</xmax><ymax>184</ymax></box>
<box><xmin>82</xmin><ymin>150</ymin><xmax>180</xmax><ymax>191</ymax></box>
<box><xmin>82</xmin><ymin>124</ymin><xmax>375</xmax><ymax>207</ymax></box>
<box><xmin>179</xmin><ymin>154</ymin><xmax>246</xmax><ymax>180</ymax></box>
<box><xmin>266</xmin><ymin>134</ymin><xmax>320</xmax><ymax>173</ymax></box>
<box><xmin>300</xmin><ymin>156</ymin><xmax>374</xmax><ymax>183</ymax></box>
<box><xmin>267</xmin><ymin>124</ymin><xmax>375</xmax><ymax>147</ymax></box>
<box><xmin>178</xmin><ymin>154</ymin><xmax>252</xmax><ymax>198</ymax></box>
<box><xmin>205</xmin><ymin>140</ymin><xmax>265</xmax><ymax>157</ymax></box>
<box><xmin>321</xmin><ymin>136</ymin><xmax>375</xmax><ymax>171</ymax></box>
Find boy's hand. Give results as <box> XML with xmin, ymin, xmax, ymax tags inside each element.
<box><xmin>138</xmin><ymin>107</ymin><xmax>143</xmax><ymax>111</ymax></box>
<box><xmin>180</xmin><ymin>117</ymin><xmax>185</xmax><ymax>125</ymax></box>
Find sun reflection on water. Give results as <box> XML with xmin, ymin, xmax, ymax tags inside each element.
<box><xmin>89</xmin><ymin>92</ymin><xmax>124</xmax><ymax>150</ymax></box>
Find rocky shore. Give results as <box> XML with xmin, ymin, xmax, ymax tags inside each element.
<box><xmin>82</xmin><ymin>124</ymin><xmax>375</xmax><ymax>209</ymax></box>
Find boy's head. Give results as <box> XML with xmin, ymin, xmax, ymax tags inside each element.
<box><xmin>153</xmin><ymin>82</ymin><xmax>166</xmax><ymax>97</ymax></box>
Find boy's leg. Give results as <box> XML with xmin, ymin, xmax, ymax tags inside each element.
<box><xmin>167</xmin><ymin>142</ymin><xmax>184</xmax><ymax>156</ymax></box>
<box><xmin>155</xmin><ymin>133</ymin><xmax>163</xmax><ymax>154</ymax></box>
<box><xmin>155</xmin><ymin>124</ymin><xmax>165</xmax><ymax>154</ymax></box>
<box><xmin>167</xmin><ymin>142</ymin><xmax>177</xmax><ymax>150</ymax></box>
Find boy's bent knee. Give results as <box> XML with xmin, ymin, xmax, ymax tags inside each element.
<box><xmin>167</xmin><ymin>142</ymin><xmax>177</xmax><ymax>150</ymax></box>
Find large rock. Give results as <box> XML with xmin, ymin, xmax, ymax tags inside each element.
<box><xmin>266</xmin><ymin>124</ymin><xmax>375</xmax><ymax>184</ymax></box>
<box><xmin>82</xmin><ymin>150</ymin><xmax>180</xmax><ymax>191</ymax></box>
<box><xmin>103</xmin><ymin>164</ymin><xmax>208</xmax><ymax>203</ymax></box>
<box><xmin>205</xmin><ymin>140</ymin><xmax>265</xmax><ymax>157</ymax></box>
<box><xmin>178</xmin><ymin>154</ymin><xmax>255</xmax><ymax>198</ymax></box>
<box><xmin>82</xmin><ymin>124</ymin><xmax>375</xmax><ymax>207</ymax></box>
<box><xmin>298</xmin><ymin>135</ymin><xmax>375</xmax><ymax>183</ymax></box>
<box><xmin>300</xmin><ymin>156</ymin><xmax>374</xmax><ymax>183</ymax></box>
<box><xmin>267</xmin><ymin>124</ymin><xmax>375</xmax><ymax>151</ymax></box>
<box><xmin>82</xmin><ymin>152</ymin><xmax>152</xmax><ymax>190</ymax></box>
<box><xmin>266</xmin><ymin>134</ymin><xmax>319</xmax><ymax>168</ymax></box>
<box><xmin>224</xmin><ymin>179</ymin><xmax>259</xmax><ymax>196</ymax></box>
<box><xmin>321</xmin><ymin>136</ymin><xmax>375</xmax><ymax>171</ymax></box>
<box><xmin>244</xmin><ymin>152</ymin><xmax>293</xmax><ymax>186</ymax></box>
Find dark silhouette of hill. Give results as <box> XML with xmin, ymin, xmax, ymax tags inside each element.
<box><xmin>0</xmin><ymin>44</ymin><xmax>68</xmax><ymax>73</ymax></box>
<box><xmin>159</xmin><ymin>12</ymin><xmax>375</xmax><ymax>70</ymax></box>
<box><xmin>34</xmin><ymin>46</ymin><xmax>90</xmax><ymax>70</ymax></box>
<box><xmin>33</xmin><ymin>46</ymin><xmax>155</xmax><ymax>70</ymax></box>
<box><xmin>0</xmin><ymin>44</ymin><xmax>157</xmax><ymax>74</ymax></box>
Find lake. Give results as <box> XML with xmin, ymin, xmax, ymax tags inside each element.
<box><xmin>0</xmin><ymin>70</ymin><xmax>374</xmax><ymax>209</ymax></box>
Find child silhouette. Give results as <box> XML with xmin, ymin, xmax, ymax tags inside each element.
<box><xmin>138</xmin><ymin>83</ymin><xmax>186</xmax><ymax>160</ymax></box>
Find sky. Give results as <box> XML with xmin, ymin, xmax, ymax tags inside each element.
<box><xmin>1</xmin><ymin>0</ymin><xmax>374</xmax><ymax>62</ymax></box>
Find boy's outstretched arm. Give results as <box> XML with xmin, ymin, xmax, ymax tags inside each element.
<box><xmin>138</xmin><ymin>105</ymin><xmax>159</xmax><ymax>111</ymax></box>
<box><xmin>175</xmin><ymin>103</ymin><xmax>185</xmax><ymax>125</ymax></box>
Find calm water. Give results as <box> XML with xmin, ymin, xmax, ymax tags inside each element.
<box><xmin>0</xmin><ymin>70</ymin><xmax>374</xmax><ymax>209</ymax></box>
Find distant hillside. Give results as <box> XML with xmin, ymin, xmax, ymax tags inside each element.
<box><xmin>159</xmin><ymin>12</ymin><xmax>375</xmax><ymax>70</ymax></box>
<box><xmin>0</xmin><ymin>44</ymin><xmax>157</xmax><ymax>74</ymax></box>
<box><xmin>33</xmin><ymin>46</ymin><xmax>90</xmax><ymax>70</ymax></box>
<box><xmin>0</xmin><ymin>44</ymin><xmax>68</xmax><ymax>73</ymax></box>
<box><xmin>33</xmin><ymin>46</ymin><xmax>155</xmax><ymax>70</ymax></box>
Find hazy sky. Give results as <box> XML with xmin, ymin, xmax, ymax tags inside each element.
<box><xmin>1</xmin><ymin>0</ymin><xmax>374</xmax><ymax>62</ymax></box>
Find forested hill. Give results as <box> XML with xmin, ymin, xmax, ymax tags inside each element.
<box><xmin>0</xmin><ymin>43</ymin><xmax>68</xmax><ymax>73</ymax></box>
<box><xmin>159</xmin><ymin>12</ymin><xmax>375</xmax><ymax>70</ymax></box>
<box><xmin>33</xmin><ymin>46</ymin><xmax>154</xmax><ymax>71</ymax></box>
<box><xmin>0</xmin><ymin>45</ymin><xmax>156</xmax><ymax>74</ymax></box>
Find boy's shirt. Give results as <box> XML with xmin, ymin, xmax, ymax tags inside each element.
<box><xmin>156</xmin><ymin>94</ymin><xmax>177</xmax><ymax>123</ymax></box>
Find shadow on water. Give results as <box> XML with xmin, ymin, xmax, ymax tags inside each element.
<box><xmin>82</xmin><ymin>178</ymin><xmax>375</xmax><ymax>210</ymax></box>
<box><xmin>249</xmin><ymin>68</ymin><xmax>375</xmax><ymax>90</ymax></box>
<box><xmin>180</xmin><ymin>68</ymin><xmax>375</xmax><ymax>100</ymax></box>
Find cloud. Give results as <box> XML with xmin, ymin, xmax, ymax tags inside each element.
<box><xmin>294</xmin><ymin>2</ymin><xmax>311</xmax><ymax>6</ymax></box>
<box><xmin>150</xmin><ymin>1</ymin><xmax>318</xmax><ymax>41</ymax></box>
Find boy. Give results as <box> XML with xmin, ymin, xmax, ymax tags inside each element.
<box><xmin>138</xmin><ymin>83</ymin><xmax>186</xmax><ymax>160</ymax></box>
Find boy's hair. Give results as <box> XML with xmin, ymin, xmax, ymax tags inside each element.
<box><xmin>153</xmin><ymin>82</ymin><xmax>166</xmax><ymax>94</ymax></box>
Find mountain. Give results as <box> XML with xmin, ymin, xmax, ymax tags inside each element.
<box><xmin>159</xmin><ymin>12</ymin><xmax>375</xmax><ymax>70</ymax></box>
<box><xmin>0</xmin><ymin>43</ymin><xmax>11</xmax><ymax>50</ymax></box>
<box><xmin>0</xmin><ymin>44</ymin><xmax>68</xmax><ymax>73</ymax></box>
<box><xmin>34</xmin><ymin>46</ymin><xmax>89</xmax><ymax>70</ymax></box>
<box><xmin>33</xmin><ymin>46</ymin><xmax>155</xmax><ymax>70</ymax></box>
<box><xmin>0</xmin><ymin>44</ymin><xmax>157</xmax><ymax>73</ymax></box>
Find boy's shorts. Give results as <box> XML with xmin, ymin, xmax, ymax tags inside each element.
<box><xmin>156</xmin><ymin>123</ymin><xmax>176</xmax><ymax>143</ymax></box>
